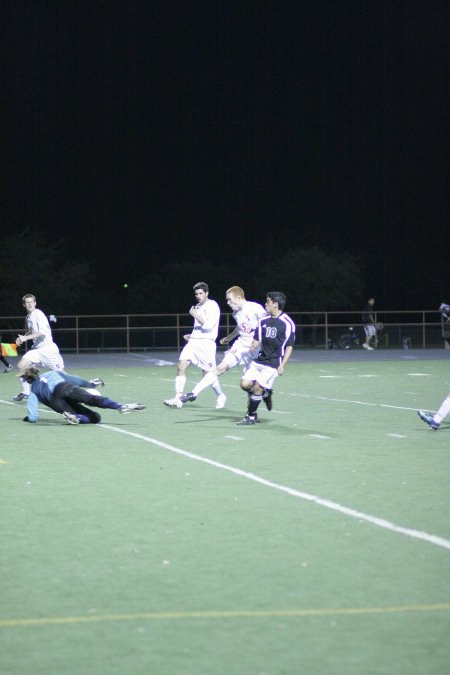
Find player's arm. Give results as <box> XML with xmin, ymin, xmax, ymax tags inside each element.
<box><xmin>16</xmin><ymin>329</ymin><xmax>44</xmax><ymax>346</ymax></box>
<box><xmin>220</xmin><ymin>327</ymin><xmax>239</xmax><ymax>345</ymax></box>
<box><xmin>198</xmin><ymin>302</ymin><xmax>220</xmax><ymax>331</ymax></box>
<box><xmin>277</xmin><ymin>345</ymin><xmax>294</xmax><ymax>375</ymax></box>
<box><xmin>16</xmin><ymin>318</ymin><xmax>47</xmax><ymax>345</ymax></box>
<box><xmin>189</xmin><ymin>306</ymin><xmax>201</xmax><ymax>321</ymax></box>
<box><xmin>23</xmin><ymin>392</ymin><xmax>39</xmax><ymax>422</ymax></box>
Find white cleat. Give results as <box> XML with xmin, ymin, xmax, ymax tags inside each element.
<box><xmin>215</xmin><ymin>393</ymin><xmax>227</xmax><ymax>409</ymax></box>
<box><xmin>120</xmin><ymin>403</ymin><xmax>146</xmax><ymax>414</ymax></box>
<box><xmin>163</xmin><ymin>397</ymin><xmax>183</xmax><ymax>409</ymax></box>
<box><xmin>63</xmin><ymin>411</ymin><xmax>80</xmax><ymax>425</ymax></box>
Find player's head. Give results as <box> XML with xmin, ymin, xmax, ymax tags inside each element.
<box><xmin>266</xmin><ymin>291</ymin><xmax>286</xmax><ymax>311</ymax></box>
<box><xmin>368</xmin><ymin>298</ymin><xmax>375</xmax><ymax>305</ymax></box>
<box><xmin>22</xmin><ymin>294</ymin><xmax>37</xmax><ymax>311</ymax></box>
<box><xmin>226</xmin><ymin>286</ymin><xmax>245</xmax><ymax>310</ymax></box>
<box><xmin>193</xmin><ymin>282</ymin><xmax>209</xmax><ymax>294</ymax></box>
<box><xmin>193</xmin><ymin>282</ymin><xmax>209</xmax><ymax>304</ymax></box>
<box><xmin>19</xmin><ymin>366</ymin><xmax>40</xmax><ymax>383</ymax></box>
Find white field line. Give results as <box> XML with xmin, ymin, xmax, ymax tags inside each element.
<box><xmin>99</xmin><ymin>424</ymin><xmax>450</xmax><ymax>552</ymax></box>
<box><xmin>313</xmin><ymin>395</ymin><xmax>418</xmax><ymax>411</ymax></box>
<box><xmin>158</xmin><ymin>380</ymin><xmax>429</xmax><ymax>413</ymax></box>
<box><xmin>281</xmin><ymin>393</ymin><xmax>424</xmax><ymax>412</ymax></box>
<box><xmin>2</xmin><ymin>399</ymin><xmax>446</xmax><ymax>549</ymax></box>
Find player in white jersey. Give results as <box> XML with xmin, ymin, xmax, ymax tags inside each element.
<box><xmin>180</xmin><ymin>286</ymin><xmax>266</xmax><ymax>407</ymax></box>
<box><xmin>164</xmin><ymin>282</ymin><xmax>225</xmax><ymax>409</ymax></box>
<box><xmin>13</xmin><ymin>294</ymin><xmax>65</xmax><ymax>401</ymax></box>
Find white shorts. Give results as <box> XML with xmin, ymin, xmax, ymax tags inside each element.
<box><xmin>23</xmin><ymin>343</ymin><xmax>65</xmax><ymax>371</ymax></box>
<box><xmin>364</xmin><ymin>324</ymin><xmax>377</xmax><ymax>338</ymax></box>
<box><xmin>180</xmin><ymin>339</ymin><xmax>216</xmax><ymax>371</ymax></box>
<box><xmin>242</xmin><ymin>361</ymin><xmax>278</xmax><ymax>390</ymax></box>
<box><xmin>221</xmin><ymin>338</ymin><xmax>260</xmax><ymax>370</ymax></box>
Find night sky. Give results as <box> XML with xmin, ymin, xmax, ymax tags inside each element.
<box><xmin>3</xmin><ymin>0</ymin><xmax>449</xmax><ymax>310</ymax></box>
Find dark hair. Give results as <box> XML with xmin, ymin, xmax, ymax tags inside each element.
<box><xmin>20</xmin><ymin>366</ymin><xmax>40</xmax><ymax>383</ymax></box>
<box><xmin>193</xmin><ymin>282</ymin><xmax>209</xmax><ymax>293</ymax></box>
<box><xmin>266</xmin><ymin>291</ymin><xmax>286</xmax><ymax>310</ymax></box>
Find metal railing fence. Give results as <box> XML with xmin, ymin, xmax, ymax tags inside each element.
<box><xmin>0</xmin><ymin>310</ymin><xmax>448</xmax><ymax>353</ymax></box>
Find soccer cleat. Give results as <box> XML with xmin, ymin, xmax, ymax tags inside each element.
<box><xmin>417</xmin><ymin>410</ymin><xmax>440</xmax><ymax>430</ymax></box>
<box><xmin>120</xmin><ymin>403</ymin><xmax>146</xmax><ymax>414</ymax></box>
<box><xmin>63</xmin><ymin>411</ymin><xmax>80</xmax><ymax>425</ymax></box>
<box><xmin>164</xmin><ymin>397</ymin><xmax>183</xmax><ymax>408</ymax></box>
<box><xmin>262</xmin><ymin>389</ymin><xmax>273</xmax><ymax>411</ymax></box>
<box><xmin>3</xmin><ymin>364</ymin><xmax>13</xmax><ymax>373</ymax></box>
<box><xmin>90</xmin><ymin>378</ymin><xmax>105</xmax><ymax>387</ymax></box>
<box><xmin>13</xmin><ymin>393</ymin><xmax>28</xmax><ymax>401</ymax></box>
<box><xmin>236</xmin><ymin>415</ymin><xmax>256</xmax><ymax>426</ymax></box>
<box><xmin>215</xmin><ymin>393</ymin><xmax>227</xmax><ymax>409</ymax></box>
<box><xmin>180</xmin><ymin>392</ymin><xmax>197</xmax><ymax>404</ymax></box>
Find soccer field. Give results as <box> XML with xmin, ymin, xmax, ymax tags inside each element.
<box><xmin>1</xmin><ymin>351</ymin><xmax>449</xmax><ymax>674</ymax></box>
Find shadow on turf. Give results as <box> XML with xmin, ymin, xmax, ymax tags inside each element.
<box><xmin>169</xmin><ymin>414</ymin><xmax>334</xmax><ymax>436</ymax></box>
<box><xmin>12</xmin><ymin>418</ymin><xmax>63</xmax><ymax>426</ymax></box>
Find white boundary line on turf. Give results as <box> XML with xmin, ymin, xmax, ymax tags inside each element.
<box><xmin>99</xmin><ymin>423</ymin><xmax>450</xmax><ymax>552</ymax></box>
<box><xmin>2</xmin><ymin>400</ymin><xmax>446</xmax><ymax>549</ymax></box>
<box><xmin>280</xmin><ymin>393</ymin><xmax>423</xmax><ymax>412</ymax></box>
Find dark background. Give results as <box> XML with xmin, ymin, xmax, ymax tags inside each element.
<box><xmin>3</xmin><ymin>0</ymin><xmax>449</xmax><ymax>312</ymax></box>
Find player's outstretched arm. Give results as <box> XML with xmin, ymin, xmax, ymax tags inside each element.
<box><xmin>23</xmin><ymin>392</ymin><xmax>39</xmax><ymax>422</ymax></box>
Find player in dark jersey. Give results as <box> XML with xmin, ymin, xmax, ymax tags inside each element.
<box><xmin>237</xmin><ymin>291</ymin><xmax>295</xmax><ymax>425</ymax></box>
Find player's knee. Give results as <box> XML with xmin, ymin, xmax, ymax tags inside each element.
<box><xmin>177</xmin><ymin>361</ymin><xmax>188</xmax><ymax>375</ymax></box>
<box><xmin>240</xmin><ymin>379</ymin><xmax>253</xmax><ymax>391</ymax></box>
<box><xmin>18</xmin><ymin>356</ymin><xmax>32</xmax><ymax>370</ymax></box>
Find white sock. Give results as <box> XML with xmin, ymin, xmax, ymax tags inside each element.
<box><xmin>434</xmin><ymin>394</ymin><xmax>450</xmax><ymax>424</ymax></box>
<box><xmin>211</xmin><ymin>379</ymin><xmax>223</xmax><ymax>396</ymax></box>
<box><xmin>192</xmin><ymin>370</ymin><xmax>217</xmax><ymax>396</ymax></box>
<box><xmin>21</xmin><ymin>378</ymin><xmax>31</xmax><ymax>395</ymax></box>
<box><xmin>175</xmin><ymin>375</ymin><xmax>186</xmax><ymax>397</ymax></box>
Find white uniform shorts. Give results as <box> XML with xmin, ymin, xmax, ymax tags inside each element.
<box><xmin>242</xmin><ymin>361</ymin><xmax>278</xmax><ymax>390</ymax></box>
<box><xmin>364</xmin><ymin>324</ymin><xmax>377</xmax><ymax>338</ymax></box>
<box><xmin>221</xmin><ymin>338</ymin><xmax>260</xmax><ymax>370</ymax></box>
<box><xmin>23</xmin><ymin>343</ymin><xmax>65</xmax><ymax>371</ymax></box>
<box><xmin>180</xmin><ymin>339</ymin><xmax>216</xmax><ymax>371</ymax></box>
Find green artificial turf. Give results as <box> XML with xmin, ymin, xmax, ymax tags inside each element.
<box><xmin>1</xmin><ymin>357</ymin><xmax>449</xmax><ymax>674</ymax></box>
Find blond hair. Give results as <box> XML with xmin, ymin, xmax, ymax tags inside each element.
<box><xmin>226</xmin><ymin>286</ymin><xmax>245</xmax><ymax>299</ymax></box>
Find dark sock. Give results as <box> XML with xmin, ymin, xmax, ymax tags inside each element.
<box><xmin>78</xmin><ymin>414</ymin><xmax>91</xmax><ymax>424</ymax></box>
<box><xmin>248</xmin><ymin>394</ymin><xmax>262</xmax><ymax>417</ymax></box>
<box><xmin>100</xmin><ymin>397</ymin><xmax>121</xmax><ymax>410</ymax></box>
